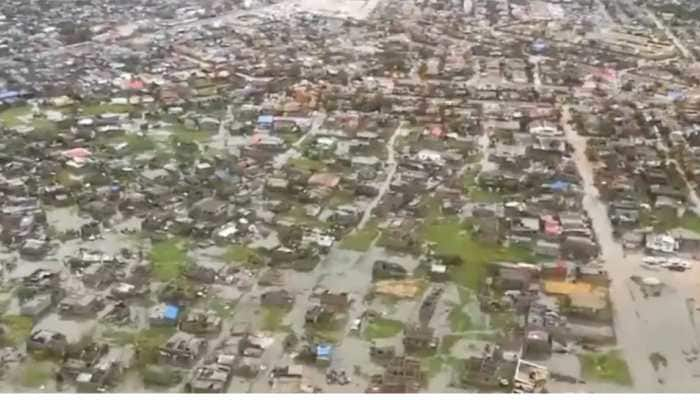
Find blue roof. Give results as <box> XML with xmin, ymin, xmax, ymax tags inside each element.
<box><xmin>548</xmin><ymin>181</ymin><xmax>570</xmax><ymax>191</ymax></box>
<box><xmin>257</xmin><ymin>115</ymin><xmax>274</xmax><ymax>124</ymax></box>
<box><xmin>163</xmin><ymin>304</ymin><xmax>180</xmax><ymax>320</ymax></box>
<box><xmin>316</xmin><ymin>344</ymin><xmax>333</xmax><ymax>358</ymax></box>
<box><xmin>0</xmin><ymin>91</ymin><xmax>19</xmax><ymax>100</ymax></box>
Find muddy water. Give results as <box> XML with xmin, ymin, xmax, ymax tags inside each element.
<box><xmin>562</xmin><ymin>106</ymin><xmax>700</xmax><ymax>392</ymax></box>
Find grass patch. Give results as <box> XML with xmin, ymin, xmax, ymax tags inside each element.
<box><xmin>422</xmin><ymin>355</ymin><xmax>445</xmax><ymax>378</ymax></box>
<box><xmin>29</xmin><ymin>118</ymin><xmax>57</xmax><ymax>135</ymax></box>
<box><xmin>288</xmin><ymin>157</ymin><xmax>326</xmax><ymax>172</ymax></box>
<box><xmin>306</xmin><ymin>316</ymin><xmax>347</xmax><ymax>343</ymax></box>
<box><xmin>261</xmin><ymin>305</ymin><xmax>291</xmax><ymax>332</ymax></box>
<box><xmin>327</xmin><ymin>189</ymin><xmax>355</xmax><ymax>207</ymax></box>
<box><xmin>681</xmin><ymin>211</ymin><xmax>700</xmax><ymax>234</ymax></box>
<box><xmin>282</xmin><ymin>205</ymin><xmax>330</xmax><ymax>228</ymax></box>
<box><xmin>19</xmin><ymin>360</ymin><xmax>54</xmax><ymax>388</ymax></box>
<box><xmin>0</xmin><ymin>315</ymin><xmax>33</xmax><ymax>346</ymax></box>
<box><xmin>103</xmin><ymin>327</ymin><xmax>175</xmax><ymax>367</ymax></box>
<box><xmin>221</xmin><ymin>244</ymin><xmax>264</xmax><ymax>267</ymax></box>
<box><xmin>0</xmin><ymin>105</ymin><xmax>32</xmax><ymax>127</ymax></box>
<box><xmin>640</xmin><ymin>208</ymin><xmax>680</xmax><ymax>232</ymax></box>
<box><xmin>579</xmin><ymin>350</ymin><xmax>632</xmax><ymax>386</ymax></box>
<box><xmin>208</xmin><ymin>298</ymin><xmax>237</xmax><ymax>319</ymax></box>
<box><xmin>81</xmin><ymin>103</ymin><xmax>134</xmax><ymax>115</ymax></box>
<box><xmin>149</xmin><ymin>239</ymin><xmax>190</xmax><ymax>281</ymax></box>
<box><xmin>169</xmin><ymin>124</ymin><xmax>210</xmax><ymax>143</ymax></box>
<box><xmin>440</xmin><ymin>334</ymin><xmax>461</xmax><ymax>353</ymax></box>
<box><xmin>422</xmin><ymin>219</ymin><xmax>536</xmax><ymax>289</ymax></box>
<box><xmin>340</xmin><ymin>224</ymin><xmax>379</xmax><ymax>252</ymax></box>
<box><xmin>364</xmin><ymin>318</ymin><xmax>404</xmax><ymax>340</ymax></box>
<box><xmin>123</xmin><ymin>134</ymin><xmax>157</xmax><ymax>153</ymax></box>
<box><xmin>448</xmin><ymin>305</ymin><xmax>473</xmax><ymax>332</ymax></box>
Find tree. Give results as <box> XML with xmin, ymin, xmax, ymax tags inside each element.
<box><xmin>418</xmin><ymin>63</ymin><xmax>429</xmax><ymax>80</ymax></box>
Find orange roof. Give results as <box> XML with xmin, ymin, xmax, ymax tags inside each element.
<box><xmin>543</xmin><ymin>280</ymin><xmax>592</xmax><ymax>296</ymax></box>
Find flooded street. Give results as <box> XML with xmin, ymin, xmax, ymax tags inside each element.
<box><xmin>562</xmin><ymin>106</ymin><xmax>700</xmax><ymax>392</ymax></box>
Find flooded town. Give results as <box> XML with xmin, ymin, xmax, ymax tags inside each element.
<box><xmin>2</xmin><ymin>0</ymin><xmax>700</xmax><ymax>394</ymax></box>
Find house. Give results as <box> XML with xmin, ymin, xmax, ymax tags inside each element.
<box><xmin>372</xmin><ymin>261</ymin><xmax>408</xmax><ymax>280</ymax></box>
<box><xmin>429</xmin><ymin>263</ymin><xmax>449</xmax><ymax>282</ymax></box>
<box><xmin>366</xmin><ymin>357</ymin><xmax>424</xmax><ymax>393</ymax></box>
<box><xmin>369</xmin><ymin>345</ymin><xmax>396</xmax><ymax>363</ymax></box>
<box><xmin>418</xmin><ymin>288</ymin><xmax>444</xmax><ymax>325</ymax></box>
<box><xmin>668</xmin><ymin>227</ymin><xmax>700</xmax><ymax>255</ymax></box>
<box><xmin>257</xmin><ymin>115</ymin><xmax>274</xmax><ymax>129</ymax></box>
<box><xmin>190</xmin><ymin>198</ymin><xmax>227</xmax><ymax>221</ymax></box>
<box><xmin>513</xmin><ymin>359</ymin><xmax>549</xmax><ymax>393</ymax></box>
<box><xmin>59</xmin><ymin>294</ymin><xmax>104</xmax><ymax>316</ymax></box>
<box><xmin>187</xmin><ymin>363</ymin><xmax>234</xmax><ymax>393</ymax></box>
<box><xmin>19</xmin><ymin>238</ymin><xmax>50</xmax><ymax>259</ymax></box>
<box><xmin>179</xmin><ymin>310</ymin><xmax>223</xmax><ymax>335</ymax></box>
<box><xmin>261</xmin><ymin>290</ymin><xmax>295</xmax><ymax>307</ymax></box>
<box><xmin>26</xmin><ymin>329</ymin><xmax>68</xmax><ymax>356</ymax></box>
<box><xmin>534</xmin><ymin>240</ymin><xmax>560</xmax><ymax>258</ymax></box>
<box><xmin>645</xmin><ymin>230</ymin><xmax>677</xmax><ymax>253</ymax></box>
<box><xmin>149</xmin><ymin>303</ymin><xmax>181</xmax><ymax>327</ymax></box>
<box><xmin>20</xmin><ymin>292</ymin><xmax>54</xmax><ymax>319</ymax></box>
<box><xmin>315</xmin><ymin>344</ymin><xmax>333</xmax><ymax>366</ymax></box>
<box><xmin>159</xmin><ymin>332</ymin><xmax>208</xmax><ymax>367</ymax></box>
<box><xmin>59</xmin><ymin>342</ymin><xmax>110</xmax><ymax>381</ymax></box>
<box><xmin>496</xmin><ymin>268</ymin><xmax>532</xmax><ymax>291</ymax></box>
<box><xmin>109</xmin><ymin>282</ymin><xmax>149</xmax><ymax>300</ymax></box>
<box><xmin>566</xmin><ymin>290</ymin><xmax>610</xmax><ymax>321</ymax></box>
<box><xmin>524</xmin><ymin>329</ymin><xmax>552</xmax><ymax>357</ymax></box>
<box><xmin>319</xmin><ymin>291</ymin><xmax>350</xmax><ymax>313</ymax></box>
<box><xmin>351</xmin><ymin>156</ymin><xmax>382</xmax><ymax>169</ymax></box>
<box><xmin>184</xmin><ymin>266</ymin><xmax>218</xmax><ymax>284</ymax></box>
<box><xmin>561</xmin><ymin>237</ymin><xmax>598</xmax><ymax>260</ymax></box>
<box><xmin>402</xmin><ymin>325</ymin><xmax>438</xmax><ymax>352</ymax></box>
<box><xmin>304</xmin><ymin>305</ymin><xmax>331</xmax><ymax>325</ymax></box>
<box><xmin>76</xmin><ymin>359</ymin><xmax>123</xmax><ymax>393</ymax></box>
<box><xmin>460</xmin><ymin>355</ymin><xmax>514</xmax><ymax>390</ymax></box>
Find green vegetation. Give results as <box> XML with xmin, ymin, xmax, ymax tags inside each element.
<box><xmin>640</xmin><ymin>208</ymin><xmax>682</xmax><ymax>232</ymax></box>
<box><xmin>649</xmin><ymin>352</ymin><xmax>668</xmax><ymax>372</ymax></box>
<box><xmin>422</xmin><ymin>219</ymin><xmax>536</xmax><ymax>289</ymax></box>
<box><xmin>288</xmin><ymin>157</ymin><xmax>326</xmax><ymax>172</ymax></box>
<box><xmin>103</xmin><ymin>327</ymin><xmax>175</xmax><ymax>367</ymax></box>
<box><xmin>222</xmin><ymin>244</ymin><xmax>264</xmax><ymax>266</ymax></box>
<box><xmin>0</xmin><ymin>105</ymin><xmax>32</xmax><ymax>127</ymax></box>
<box><xmin>422</xmin><ymin>356</ymin><xmax>444</xmax><ymax>378</ymax></box>
<box><xmin>208</xmin><ymin>298</ymin><xmax>237</xmax><ymax>319</ymax></box>
<box><xmin>462</xmin><ymin>169</ymin><xmax>507</xmax><ymax>203</ymax></box>
<box><xmin>81</xmin><ymin>103</ymin><xmax>134</xmax><ymax>115</ymax></box>
<box><xmin>448</xmin><ymin>305</ymin><xmax>473</xmax><ymax>332</ymax></box>
<box><xmin>149</xmin><ymin>239</ymin><xmax>190</xmax><ymax>281</ymax></box>
<box><xmin>579</xmin><ymin>350</ymin><xmax>633</xmax><ymax>386</ymax></box>
<box><xmin>340</xmin><ymin>225</ymin><xmax>379</xmax><ymax>252</ymax></box>
<box><xmin>169</xmin><ymin>124</ymin><xmax>210</xmax><ymax>143</ymax></box>
<box><xmin>0</xmin><ymin>315</ymin><xmax>33</xmax><ymax>346</ymax></box>
<box><xmin>142</xmin><ymin>365</ymin><xmax>182</xmax><ymax>387</ymax></box>
<box><xmin>28</xmin><ymin>118</ymin><xmax>57</xmax><ymax>136</ymax></box>
<box><xmin>261</xmin><ymin>305</ymin><xmax>291</xmax><ymax>332</ymax></box>
<box><xmin>123</xmin><ymin>134</ymin><xmax>157</xmax><ymax>153</ymax></box>
<box><xmin>681</xmin><ymin>212</ymin><xmax>700</xmax><ymax>234</ymax></box>
<box><xmin>283</xmin><ymin>204</ymin><xmax>330</xmax><ymax>228</ymax></box>
<box><xmin>20</xmin><ymin>361</ymin><xmax>54</xmax><ymax>388</ymax></box>
<box><xmin>440</xmin><ymin>334</ymin><xmax>461</xmax><ymax>353</ymax></box>
<box><xmin>307</xmin><ymin>320</ymin><xmax>345</xmax><ymax>343</ymax></box>
<box><xmin>327</xmin><ymin>189</ymin><xmax>355</xmax><ymax>207</ymax></box>
<box><xmin>364</xmin><ymin>318</ymin><xmax>404</xmax><ymax>340</ymax></box>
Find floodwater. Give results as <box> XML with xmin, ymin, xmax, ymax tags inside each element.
<box><xmin>562</xmin><ymin>106</ymin><xmax>700</xmax><ymax>392</ymax></box>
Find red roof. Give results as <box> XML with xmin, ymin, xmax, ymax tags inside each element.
<box><xmin>128</xmin><ymin>79</ymin><xmax>145</xmax><ymax>90</ymax></box>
